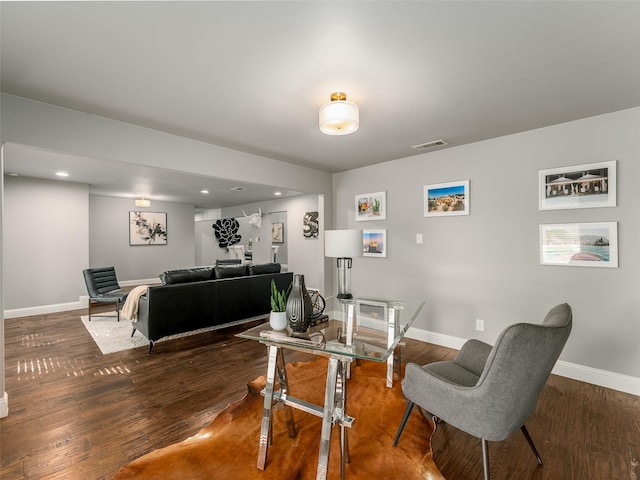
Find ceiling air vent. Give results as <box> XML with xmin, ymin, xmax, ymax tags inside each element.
<box><xmin>411</xmin><ymin>139</ymin><xmax>448</xmax><ymax>151</ymax></box>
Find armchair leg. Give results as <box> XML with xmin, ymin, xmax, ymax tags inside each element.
<box><xmin>393</xmin><ymin>401</ymin><xmax>414</xmax><ymax>446</ymax></box>
<box><xmin>481</xmin><ymin>439</ymin><xmax>490</xmax><ymax>480</ymax></box>
<box><xmin>131</xmin><ymin>326</ymin><xmax>137</xmax><ymax>337</ymax></box>
<box><xmin>148</xmin><ymin>341</ymin><xmax>154</xmax><ymax>354</ymax></box>
<box><xmin>521</xmin><ymin>425</ymin><xmax>542</xmax><ymax>465</ymax></box>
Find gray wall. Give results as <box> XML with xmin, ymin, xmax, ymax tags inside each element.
<box><xmin>221</xmin><ymin>194</ymin><xmax>323</xmax><ymax>289</ymax></box>
<box><xmin>89</xmin><ymin>195</ymin><xmax>196</xmax><ymax>280</ymax></box>
<box><xmin>3</xmin><ymin>176</ymin><xmax>89</xmax><ymax>309</ymax></box>
<box><xmin>334</xmin><ymin>108</ymin><xmax>640</xmax><ymax>379</ymax></box>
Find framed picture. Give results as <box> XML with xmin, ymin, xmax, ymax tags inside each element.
<box><xmin>424</xmin><ymin>180</ymin><xmax>470</xmax><ymax>217</ymax></box>
<box><xmin>130</xmin><ymin>211</ymin><xmax>167</xmax><ymax>245</ymax></box>
<box><xmin>271</xmin><ymin>222</ymin><xmax>284</xmax><ymax>243</ymax></box>
<box><xmin>303</xmin><ymin>211</ymin><xmax>319</xmax><ymax>238</ymax></box>
<box><xmin>539</xmin><ymin>160</ymin><xmax>616</xmax><ymax>210</ymax></box>
<box><xmin>355</xmin><ymin>191</ymin><xmax>387</xmax><ymax>221</ymax></box>
<box><xmin>540</xmin><ymin>222</ymin><xmax>618</xmax><ymax>268</ymax></box>
<box><xmin>363</xmin><ymin>229</ymin><xmax>387</xmax><ymax>258</ymax></box>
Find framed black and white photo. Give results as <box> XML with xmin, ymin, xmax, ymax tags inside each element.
<box><xmin>424</xmin><ymin>180</ymin><xmax>469</xmax><ymax>217</ymax></box>
<box><xmin>303</xmin><ymin>211</ymin><xmax>319</xmax><ymax>238</ymax></box>
<box><xmin>539</xmin><ymin>160</ymin><xmax>616</xmax><ymax>210</ymax></box>
<box><xmin>271</xmin><ymin>222</ymin><xmax>284</xmax><ymax>243</ymax></box>
<box><xmin>540</xmin><ymin>222</ymin><xmax>618</xmax><ymax>268</ymax></box>
<box><xmin>130</xmin><ymin>211</ymin><xmax>167</xmax><ymax>245</ymax></box>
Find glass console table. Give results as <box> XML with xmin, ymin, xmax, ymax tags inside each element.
<box><xmin>237</xmin><ymin>297</ymin><xmax>424</xmax><ymax>480</ymax></box>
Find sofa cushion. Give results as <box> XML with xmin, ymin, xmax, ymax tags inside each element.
<box><xmin>214</xmin><ymin>264</ymin><xmax>248</xmax><ymax>279</ymax></box>
<box><xmin>161</xmin><ymin>267</ymin><xmax>214</xmax><ymax>285</ymax></box>
<box><xmin>249</xmin><ymin>263</ymin><xmax>281</xmax><ymax>275</ymax></box>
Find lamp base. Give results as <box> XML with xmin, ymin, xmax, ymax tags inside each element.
<box><xmin>337</xmin><ymin>292</ymin><xmax>353</xmax><ymax>300</ymax></box>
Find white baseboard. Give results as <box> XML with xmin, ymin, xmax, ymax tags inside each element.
<box><xmin>0</xmin><ymin>392</ymin><xmax>8</xmax><ymax>418</ymax></box>
<box><xmin>3</xmin><ymin>278</ymin><xmax>161</xmax><ymax>319</ymax></box>
<box><xmin>406</xmin><ymin>327</ymin><xmax>639</xmax><ymax>396</ymax></box>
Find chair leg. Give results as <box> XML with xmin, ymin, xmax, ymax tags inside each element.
<box><xmin>521</xmin><ymin>425</ymin><xmax>543</xmax><ymax>465</ymax></box>
<box><xmin>393</xmin><ymin>400</ymin><xmax>414</xmax><ymax>446</ymax></box>
<box><xmin>148</xmin><ymin>341</ymin><xmax>154</xmax><ymax>354</ymax></box>
<box><xmin>131</xmin><ymin>326</ymin><xmax>137</xmax><ymax>338</ymax></box>
<box><xmin>88</xmin><ymin>300</ymin><xmax>93</xmax><ymax>321</ymax></box>
<box><xmin>481</xmin><ymin>439</ymin><xmax>490</xmax><ymax>480</ymax></box>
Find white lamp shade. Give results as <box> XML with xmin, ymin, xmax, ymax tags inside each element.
<box><xmin>135</xmin><ymin>198</ymin><xmax>151</xmax><ymax>208</ymax></box>
<box><xmin>319</xmin><ymin>100</ymin><xmax>359</xmax><ymax>135</ymax></box>
<box><xmin>325</xmin><ymin>229</ymin><xmax>362</xmax><ymax>258</ymax></box>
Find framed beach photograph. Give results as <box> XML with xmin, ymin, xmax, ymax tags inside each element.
<box><xmin>362</xmin><ymin>229</ymin><xmax>387</xmax><ymax>258</ymax></box>
<box><xmin>540</xmin><ymin>222</ymin><xmax>618</xmax><ymax>268</ymax></box>
<box><xmin>271</xmin><ymin>222</ymin><xmax>284</xmax><ymax>243</ymax></box>
<box><xmin>539</xmin><ymin>160</ymin><xmax>616</xmax><ymax>210</ymax></box>
<box><xmin>129</xmin><ymin>211</ymin><xmax>167</xmax><ymax>245</ymax></box>
<box><xmin>355</xmin><ymin>191</ymin><xmax>387</xmax><ymax>221</ymax></box>
<box><xmin>424</xmin><ymin>180</ymin><xmax>470</xmax><ymax>217</ymax></box>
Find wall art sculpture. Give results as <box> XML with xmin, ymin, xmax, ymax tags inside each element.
<box><xmin>212</xmin><ymin>218</ymin><xmax>242</xmax><ymax>248</ymax></box>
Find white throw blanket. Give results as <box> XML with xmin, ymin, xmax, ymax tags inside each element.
<box><xmin>121</xmin><ymin>285</ymin><xmax>149</xmax><ymax>322</ymax></box>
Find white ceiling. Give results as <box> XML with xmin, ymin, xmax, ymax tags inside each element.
<box><xmin>2</xmin><ymin>1</ymin><xmax>639</xmax><ymax>208</ymax></box>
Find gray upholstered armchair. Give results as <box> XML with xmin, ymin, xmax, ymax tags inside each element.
<box><xmin>83</xmin><ymin>267</ymin><xmax>129</xmax><ymax>322</ymax></box>
<box><xmin>394</xmin><ymin>303</ymin><xmax>572</xmax><ymax>480</ymax></box>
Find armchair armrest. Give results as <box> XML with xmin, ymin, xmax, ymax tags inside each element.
<box><xmin>454</xmin><ymin>339</ymin><xmax>492</xmax><ymax>377</ymax></box>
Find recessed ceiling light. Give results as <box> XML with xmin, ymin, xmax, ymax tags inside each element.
<box><xmin>230</xmin><ymin>186</ymin><xmax>246</xmax><ymax>192</ymax></box>
<box><xmin>274</xmin><ymin>191</ymin><xmax>282</xmax><ymax>196</ymax></box>
<box><xmin>7</xmin><ymin>172</ymin><xmax>19</xmax><ymax>177</ymax></box>
<box><xmin>201</xmin><ymin>190</ymin><xmax>209</xmax><ymax>194</ymax></box>
<box><xmin>55</xmin><ymin>171</ymin><xmax>69</xmax><ymax>177</ymax></box>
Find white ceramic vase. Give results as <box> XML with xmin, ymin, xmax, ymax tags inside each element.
<box><xmin>269</xmin><ymin>311</ymin><xmax>288</xmax><ymax>331</ymax></box>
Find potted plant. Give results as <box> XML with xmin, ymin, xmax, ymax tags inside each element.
<box><xmin>269</xmin><ymin>279</ymin><xmax>288</xmax><ymax>331</ymax></box>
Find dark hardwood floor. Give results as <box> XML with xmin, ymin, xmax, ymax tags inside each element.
<box><xmin>1</xmin><ymin>307</ymin><xmax>638</xmax><ymax>480</ymax></box>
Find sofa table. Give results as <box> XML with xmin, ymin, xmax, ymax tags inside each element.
<box><xmin>237</xmin><ymin>297</ymin><xmax>424</xmax><ymax>480</ymax></box>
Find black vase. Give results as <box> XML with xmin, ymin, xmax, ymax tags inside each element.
<box><xmin>286</xmin><ymin>274</ymin><xmax>313</xmax><ymax>333</ymax></box>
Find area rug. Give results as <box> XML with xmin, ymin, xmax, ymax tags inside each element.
<box><xmin>80</xmin><ymin>314</ymin><xmax>148</xmax><ymax>354</ymax></box>
<box><xmin>113</xmin><ymin>358</ymin><xmax>444</xmax><ymax>480</ymax></box>
<box><xmin>80</xmin><ymin>314</ymin><xmax>269</xmax><ymax>355</ymax></box>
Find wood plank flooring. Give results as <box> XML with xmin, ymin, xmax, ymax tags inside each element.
<box><xmin>1</xmin><ymin>307</ymin><xmax>638</xmax><ymax>480</ymax></box>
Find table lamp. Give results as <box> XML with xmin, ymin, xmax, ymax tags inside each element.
<box><xmin>325</xmin><ymin>229</ymin><xmax>362</xmax><ymax>299</ymax></box>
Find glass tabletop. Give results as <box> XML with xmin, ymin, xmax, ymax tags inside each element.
<box><xmin>237</xmin><ymin>297</ymin><xmax>424</xmax><ymax>362</ymax></box>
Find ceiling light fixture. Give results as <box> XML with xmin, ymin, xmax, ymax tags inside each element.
<box><xmin>319</xmin><ymin>92</ymin><xmax>359</xmax><ymax>136</ymax></box>
<box><xmin>55</xmin><ymin>171</ymin><xmax>69</xmax><ymax>177</ymax></box>
<box><xmin>201</xmin><ymin>190</ymin><xmax>209</xmax><ymax>194</ymax></box>
<box><xmin>274</xmin><ymin>191</ymin><xmax>282</xmax><ymax>196</ymax></box>
<box><xmin>135</xmin><ymin>196</ymin><xmax>151</xmax><ymax>208</ymax></box>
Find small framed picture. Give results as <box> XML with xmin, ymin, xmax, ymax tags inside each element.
<box><xmin>539</xmin><ymin>160</ymin><xmax>616</xmax><ymax>210</ymax></box>
<box><xmin>303</xmin><ymin>211</ymin><xmax>319</xmax><ymax>238</ymax></box>
<box><xmin>355</xmin><ymin>191</ymin><xmax>387</xmax><ymax>221</ymax></box>
<box><xmin>363</xmin><ymin>229</ymin><xmax>387</xmax><ymax>258</ymax></box>
<box><xmin>271</xmin><ymin>222</ymin><xmax>284</xmax><ymax>243</ymax></box>
<box><xmin>130</xmin><ymin>211</ymin><xmax>167</xmax><ymax>245</ymax></box>
<box><xmin>424</xmin><ymin>180</ymin><xmax>470</xmax><ymax>217</ymax></box>
<box><xmin>540</xmin><ymin>222</ymin><xmax>618</xmax><ymax>268</ymax></box>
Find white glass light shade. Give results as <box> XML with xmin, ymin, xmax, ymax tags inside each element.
<box><xmin>325</xmin><ymin>229</ymin><xmax>362</xmax><ymax>258</ymax></box>
<box><xmin>319</xmin><ymin>94</ymin><xmax>359</xmax><ymax>135</ymax></box>
<box><xmin>135</xmin><ymin>198</ymin><xmax>151</xmax><ymax>208</ymax></box>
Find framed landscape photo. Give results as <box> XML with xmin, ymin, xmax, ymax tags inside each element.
<box><xmin>130</xmin><ymin>211</ymin><xmax>167</xmax><ymax>245</ymax></box>
<box><xmin>355</xmin><ymin>191</ymin><xmax>387</xmax><ymax>221</ymax></box>
<box><xmin>540</xmin><ymin>222</ymin><xmax>618</xmax><ymax>268</ymax></box>
<box><xmin>539</xmin><ymin>160</ymin><xmax>616</xmax><ymax>210</ymax></box>
<box><xmin>362</xmin><ymin>229</ymin><xmax>387</xmax><ymax>258</ymax></box>
<box><xmin>424</xmin><ymin>180</ymin><xmax>469</xmax><ymax>217</ymax></box>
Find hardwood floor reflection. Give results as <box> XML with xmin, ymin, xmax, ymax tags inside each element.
<box><xmin>1</xmin><ymin>308</ymin><xmax>638</xmax><ymax>479</ymax></box>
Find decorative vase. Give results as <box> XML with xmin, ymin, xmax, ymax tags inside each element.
<box><xmin>269</xmin><ymin>311</ymin><xmax>288</xmax><ymax>331</ymax></box>
<box><xmin>286</xmin><ymin>274</ymin><xmax>313</xmax><ymax>333</ymax></box>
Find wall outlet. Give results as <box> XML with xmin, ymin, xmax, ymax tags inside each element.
<box><xmin>476</xmin><ymin>319</ymin><xmax>485</xmax><ymax>331</ymax></box>
<box><xmin>416</xmin><ymin>233</ymin><xmax>423</xmax><ymax>244</ymax></box>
